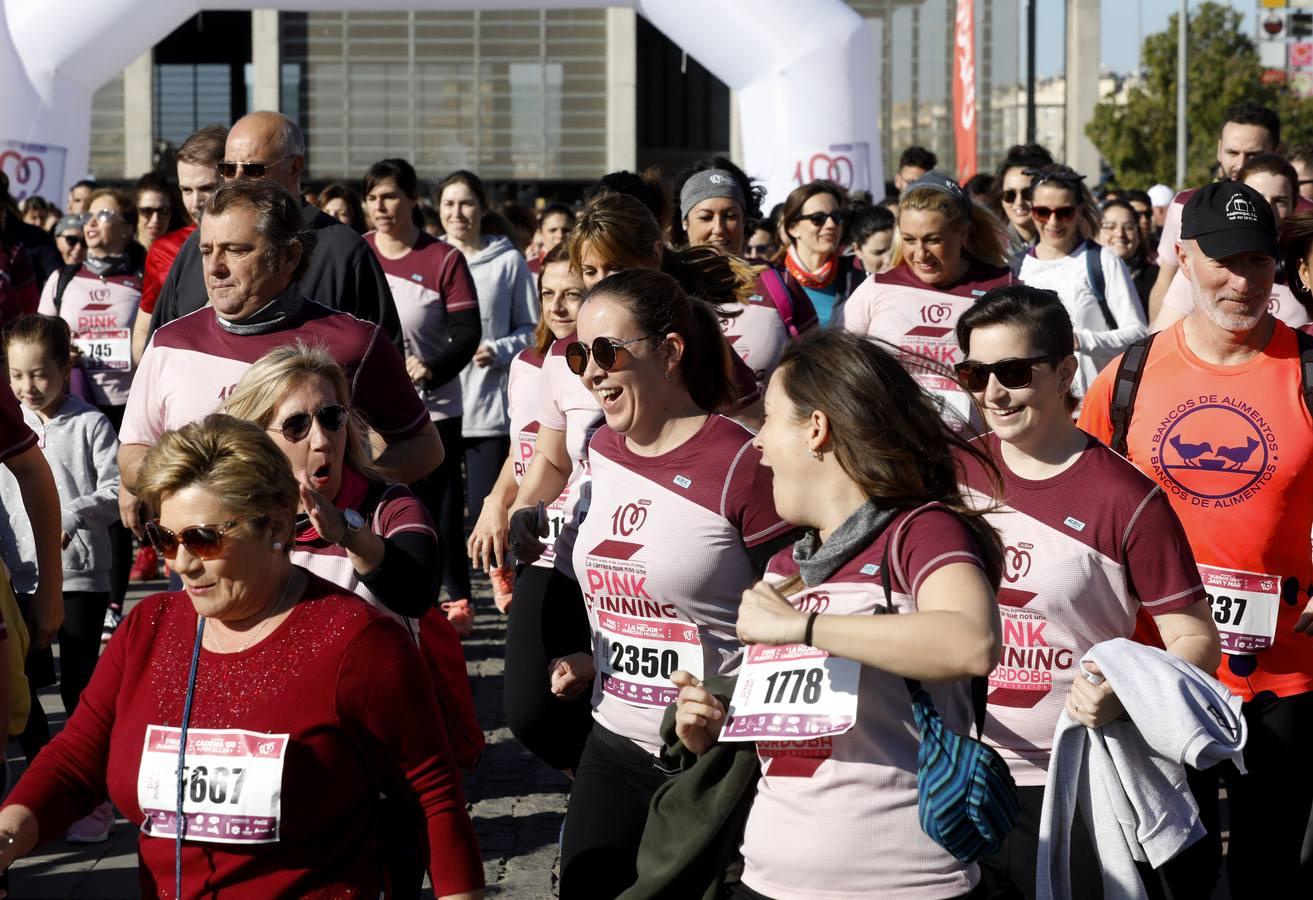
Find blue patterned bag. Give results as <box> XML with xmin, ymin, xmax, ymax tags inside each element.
<box><xmin>882</xmin><ymin>539</ymin><xmax>1018</xmax><ymax>862</ymax></box>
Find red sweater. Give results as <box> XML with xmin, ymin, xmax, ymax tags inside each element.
<box><xmin>140</xmin><ymin>225</ymin><xmax>194</xmax><ymax>315</ymax></box>
<box><xmin>5</xmin><ymin>575</ymin><xmax>484</xmax><ymax>898</ymax></box>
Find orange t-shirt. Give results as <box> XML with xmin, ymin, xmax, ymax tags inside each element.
<box><xmin>1079</xmin><ymin>318</ymin><xmax>1313</xmax><ymax>701</ymax></box>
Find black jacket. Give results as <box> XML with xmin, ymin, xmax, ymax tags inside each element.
<box><xmin>148</xmin><ymin>204</ymin><xmax>400</xmax><ymax>342</ymax></box>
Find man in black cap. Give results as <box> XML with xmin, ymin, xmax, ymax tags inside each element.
<box><xmin>1079</xmin><ymin>179</ymin><xmax>1313</xmax><ymax>895</ymax></box>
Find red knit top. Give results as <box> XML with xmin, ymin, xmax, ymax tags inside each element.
<box><xmin>4</xmin><ymin>574</ymin><xmax>484</xmax><ymax>898</ymax></box>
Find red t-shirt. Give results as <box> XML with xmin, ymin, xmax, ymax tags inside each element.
<box><xmin>3</xmin><ymin>576</ymin><xmax>484</xmax><ymax>897</ymax></box>
<box><xmin>140</xmin><ymin>225</ymin><xmax>195</xmax><ymax>315</ymax></box>
<box><xmin>1079</xmin><ymin>319</ymin><xmax>1313</xmax><ymax>700</ymax></box>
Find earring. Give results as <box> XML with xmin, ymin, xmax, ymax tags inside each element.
<box><xmin>810</xmin><ymin>449</ymin><xmax>823</xmax><ymax>460</ymax></box>
<box><xmin>272</xmin><ymin>541</ymin><xmax>284</xmax><ymax>551</ymax></box>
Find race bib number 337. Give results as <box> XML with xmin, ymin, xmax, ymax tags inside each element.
<box><xmin>138</xmin><ymin>726</ymin><xmax>288</xmax><ymax>845</ymax></box>
<box><xmin>1200</xmin><ymin>564</ymin><xmax>1280</xmax><ymax>656</ymax></box>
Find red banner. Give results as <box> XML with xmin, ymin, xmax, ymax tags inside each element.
<box><xmin>953</xmin><ymin>0</ymin><xmax>977</xmax><ymax>180</ymax></box>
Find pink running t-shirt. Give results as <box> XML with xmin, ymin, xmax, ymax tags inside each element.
<box><xmin>39</xmin><ymin>267</ymin><xmax>142</xmax><ymax>407</ymax></box>
<box><xmin>508</xmin><ymin>347</ymin><xmax>570</xmax><ymax>569</ymax></box>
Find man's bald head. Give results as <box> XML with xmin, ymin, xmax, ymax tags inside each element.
<box><xmin>223</xmin><ymin>111</ymin><xmax>306</xmax><ymax>196</ymax></box>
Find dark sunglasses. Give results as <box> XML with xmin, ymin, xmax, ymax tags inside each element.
<box><xmin>139</xmin><ymin>205</ymin><xmax>171</xmax><ymax>219</ymax></box>
<box><xmin>267</xmin><ymin>404</ymin><xmax>349</xmax><ymax>442</ymax></box>
<box><xmin>954</xmin><ymin>355</ymin><xmax>1067</xmax><ymax>392</ymax></box>
<box><xmin>60</xmin><ymin>235</ymin><xmax>84</xmax><ymax>247</ymax></box>
<box><xmin>216</xmin><ymin>155</ymin><xmax>291</xmax><ymax>179</ymax></box>
<box><xmin>793</xmin><ymin>211</ymin><xmax>845</xmax><ymax>228</ymax></box>
<box><xmin>146</xmin><ymin>519</ymin><xmax>249</xmax><ymax>560</ymax></box>
<box><xmin>565</xmin><ymin>334</ymin><xmax>663</xmax><ymax>376</ymax></box>
<box><xmin>1000</xmin><ymin>189</ymin><xmax>1031</xmax><ymax>205</ymax></box>
<box><xmin>1031</xmin><ymin>206</ymin><xmax>1077</xmax><ymax>223</ymax></box>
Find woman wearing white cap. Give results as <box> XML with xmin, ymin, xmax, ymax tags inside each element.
<box><xmin>672</xmin><ymin>158</ymin><xmax>819</xmax><ymax>391</ymax></box>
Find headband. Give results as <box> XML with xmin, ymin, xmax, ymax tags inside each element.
<box><xmin>680</xmin><ymin>169</ymin><xmax>746</xmax><ymax>220</ymax></box>
<box><xmin>902</xmin><ymin>171</ymin><xmax>973</xmax><ymax>217</ymax></box>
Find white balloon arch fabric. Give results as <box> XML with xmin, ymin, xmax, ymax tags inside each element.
<box><xmin>0</xmin><ymin>0</ymin><xmax>881</xmax><ymax>206</ymax></box>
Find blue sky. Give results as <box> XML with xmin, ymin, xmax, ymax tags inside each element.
<box><xmin>1036</xmin><ymin>0</ymin><xmax>1252</xmax><ymax>77</ymax></box>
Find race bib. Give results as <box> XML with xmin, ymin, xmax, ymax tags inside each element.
<box><xmin>75</xmin><ymin>329</ymin><xmax>131</xmax><ymax>372</ymax></box>
<box><xmin>1200</xmin><ymin>564</ymin><xmax>1280</xmax><ymax>655</ymax></box>
<box><xmin>721</xmin><ymin>642</ymin><xmax>860</xmax><ymax>742</ymax></box>
<box><xmin>138</xmin><ymin>726</ymin><xmax>289</xmax><ymax>845</ymax></box>
<box><xmin>596</xmin><ymin>610</ymin><xmax>702</xmax><ymax>708</ymax></box>
<box><xmin>536</xmin><ymin>490</ymin><xmax>568</xmax><ymax>566</ymax></box>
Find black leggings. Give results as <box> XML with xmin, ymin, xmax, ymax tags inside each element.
<box><xmin>503</xmin><ymin>564</ymin><xmax>593</xmax><ymax>771</ymax></box>
<box><xmin>412</xmin><ymin>417</ymin><xmax>470</xmax><ymax>602</ymax></box>
<box><xmin>462</xmin><ymin>435</ymin><xmax>510</xmax><ymax>529</ymax></box>
<box><xmin>977</xmin><ymin>784</ymin><xmax>1101</xmax><ymax>900</ymax></box>
<box><xmin>18</xmin><ymin>590</ymin><xmax>110</xmax><ymax>760</ymax></box>
<box><xmin>559</xmin><ymin>724</ymin><xmax>677</xmax><ymax>900</ymax></box>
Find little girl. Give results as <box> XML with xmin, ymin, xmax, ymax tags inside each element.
<box><xmin>1</xmin><ymin>314</ymin><xmax>120</xmax><ymax>842</ymax></box>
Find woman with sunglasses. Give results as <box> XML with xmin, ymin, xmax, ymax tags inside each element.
<box><xmin>364</xmin><ymin>159</ymin><xmax>483</xmax><ymax>636</ymax></box>
<box><xmin>991</xmin><ymin>144</ymin><xmax>1054</xmax><ymax>256</ymax></box>
<box><xmin>1097</xmin><ymin>199</ymin><xmax>1157</xmax><ymax>317</ymax></box>
<box><xmin>771</xmin><ymin>179</ymin><xmax>859</xmax><ymax>325</ymax></box>
<box><xmin>952</xmin><ymin>285</ymin><xmax>1218</xmax><ymax>900</ymax></box>
<box><xmin>52</xmin><ymin>215</ymin><xmax>87</xmax><ymax>268</ymax></box>
<box><xmin>672</xmin><ymin>158</ymin><xmax>819</xmax><ymax>390</ymax></box>
<box><xmin>0</xmin><ymin>414</ymin><xmax>485</xmax><ymax>899</ymax></box>
<box><xmin>840</xmin><ymin>172</ymin><xmax>1012</xmax><ymax>429</ymax></box>
<box><xmin>1013</xmin><ymin>165</ymin><xmax>1146</xmax><ymax>398</ymax></box>
<box><xmin>468</xmin><ymin>243</ymin><xmax>583</xmax><ymax>612</ymax></box>
<box><xmin>548</xmin><ymin>268</ymin><xmax>792</xmax><ymax>898</ymax></box>
<box><xmin>223</xmin><ymin>343</ymin><xmax>469</xmax><ymax>900</ymax></box>
<box><xmin>133</xmin><ymin>172</ymin><xmax>187</xmax><ymax>253</ymax></box>
<box><xmin>671</xmin><ymin>327</ymin><xmax>1004</xmax><ymax>900</ymax></box>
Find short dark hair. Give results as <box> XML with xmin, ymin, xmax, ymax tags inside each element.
<box><xmin>898</xmin><ymin>146</ymin><xmax>938</xmax><ymax>172</ymax></box>
<box><xmin>994</xmin><ymin>143</ymin><xmax>1054</xmax><ymax>181</ymax></box>
<box><xmin>1237</xmin><ymin>153</ymin><xmax>1299</xmax><ymax>198</ymax></box>
<box><xmin>205</xmin><ymin>179</ymin><xmax>309</xmax><ymax>281</ymax></box>
<box><xmin>1289</xmin><ymin>144</ymin><xmax>1313</xmax><ymax>167</ymax></box>
<box><xmin>963</xmin><ymin>173</ymin><xmax>994</xmax><ymax>199</ymax></box>
<box><xmin>539</xmin><ymin>203</ymin><xmax>575</xmax><ymax>228</ymax></box>
<box><xmin>70</xmin><ymin>178</ymin><xmax>98</xmax><ymax>193</ymax></box>
<box><xmin>1222</xmin><ymin>102</ymin><xmax>1280</xmax><ymax>149</ymax></box>
<box><xmin>586</xmin><ymin>169</ymin><xmax>674</xmax><ymax>233</ymax></box>
<box><xmin>364</xmin><ymin>158</ymin><xmax>420</xmax><ymax>200</ymax></box>
<box><xmin>435</xmin><ymin>169</ymin><xmax>488</xmax><ymax>210</ymax></box>
<box><xmin>955</xmin><ymin>284</ymin><xmax>1077</xmax><ymax>410</ymax></box>
<box><xmin>1124</xmin><ymin>189</ymin><xmax>1152</xmax><ymax>208</ymax></box>
<box><xmin>847</xmin><ymin>205</ymin><xmax>895</xmax><ymax>247</ymax></box>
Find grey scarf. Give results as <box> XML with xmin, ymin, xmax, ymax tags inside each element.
<box><xmin>216</xmin><ymin>288</ymin><xmax>305</xmax><ymax>336</ymax></box>
<box><xmin>793</xmin><ymin>500</ymin><xmax>897</xmax><ymax>587</ymax></box>
<box><xmin>82</xmin><ymin>252</ymin><xmax>134</xmax><ymax>278</ymax></box>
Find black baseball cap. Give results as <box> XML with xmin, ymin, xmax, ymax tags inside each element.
<box><xmin>1180</xmin><ymin>181</ymin><xmax>1279</xmax><ymax>261</ymax></box>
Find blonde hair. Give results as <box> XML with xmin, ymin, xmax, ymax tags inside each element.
<box><xmin>135</xmin><ymin>415</ymin><xmax>298</xmax><ymax>535</ymax></box>
<box><xmin>891</xmin><ymin>186</ymin><xmax>1010</xmax><ymax>269</ymax></box>
<box><xmin>221</xmin><ymin>341</ymin><xmax>379</xmax><ymax>481</ymax></box>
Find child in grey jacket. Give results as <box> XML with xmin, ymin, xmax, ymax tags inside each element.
<box><xmin>1</xmin><ymin>315</ymin><xmax>120</xmax><ymax>729</ymax></box>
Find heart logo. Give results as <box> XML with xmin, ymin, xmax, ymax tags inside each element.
<box><xmin>0</xmin><ymin>150</ymin><xmax>47</xmax><ymax>201</ymax></box>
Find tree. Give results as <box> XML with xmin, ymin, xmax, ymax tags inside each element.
<box><xmin>1086</xmin><ymin>2</ymin><xmax>1313</xmax><ymax>188</ymax></box>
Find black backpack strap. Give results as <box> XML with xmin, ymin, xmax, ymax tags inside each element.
<box><xmin>1108</xmin><ymin>332</ymin><xmax>1157</xmax><ymax>458</ymax></box>
<box><xmin>52</xmin><ymin>263</ymin><xmax>79</xmax><ymax>314</ymax></box>
<box><xmin>882</xmin><ymin>518</ymin><xmax>987</xmax><ymax>741</ymax></box>
<box><xmin>1008</xmin><ymin>247</ymin><xmax>1026</xmax><ymax>280</ymax></box>
<box><xmin>1084</xmin><ymin>240</ymin><xmax>1116</xmax><ymax>331</ymax></box>
<box><xmin>1294</xmin><ymin>327</ymin><xmax>1313</xmax><ymax>422</ymax></box>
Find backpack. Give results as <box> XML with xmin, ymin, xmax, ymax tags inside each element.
<box><xmin>1011</xmin><ymin>240</ymin><xmax>1117</xmax><ymax>331</ymax></box>
<box><xmin>758</xmin><ymin>267</ymin><xmax>801</xmax><ymax>338</ymax></box>
<box><xmin>51</xmin><ymin>262</ymin><xmax>79</xmax><ymax>314</ymax></box>
<box><xmin>881</xmin><ymin>509</ymin><xmax>1018</xmax><ymax>862</ymax></box>
<box><xmin>1108</xmin><ymin>327</ymin><xmax>1313</xmax><ymax>457</ymax></box>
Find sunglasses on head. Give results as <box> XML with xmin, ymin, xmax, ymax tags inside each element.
<box><xmin>216</xmin><ymin>155</ymin><xmax>292</xmax><ymax>180</ymax></box>
<box><xmin>146</xmin><ymin>518</ymin><xmax>250</xmax><ymax>560</ymax></box>
<box><xmin>267</xmin><ymin>404</ymin><xmax>349</xmax><ymax>442</ymax></box>
<box><xmin>954</xmin><ymin>354</ymin><xmax>1067</xmax><ymax>392</ymax></box>
<box><xmin>793</xmin><ymin>211</ymin><xmax>845</xmax><ymax>228</ymax></box>
<box><xmin>1000</xmin><ymin>189</ymin><xmax>1031</xmax><ymax>205</ymax></box>
<box><xmin>1031</xmin><ymin>206</ymin><xmax>1077</xmax><ymax>223</ymax></box>
<box><xmin>565</xmin><ymin>334</ymin><xmax>664</xmax><ymax>376</ymax></box>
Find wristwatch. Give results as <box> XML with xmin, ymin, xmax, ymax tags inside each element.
<box><xmin>339</xmin><ymin>509</ymin><xmax>365</xmax><ymax>550</ymax></box>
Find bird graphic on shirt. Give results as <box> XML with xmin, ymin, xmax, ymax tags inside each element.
<box><xmin>1169</xmin><ymin>435</ymin><xmax>1214</xmax><ymax>465</ymax></box>
<box><xmin>1213</xmin><ymin>437</ymin><xmax>1261</xmax><ymax>469</ymax></box>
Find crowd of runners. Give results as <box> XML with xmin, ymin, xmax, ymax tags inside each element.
<box><xmin>0</xmin><ymin>99</ymin><xmax>1307</xmax><ymax>899</ymax></box>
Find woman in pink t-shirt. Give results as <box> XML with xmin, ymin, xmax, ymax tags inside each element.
<box><xmin>953</xmin><ymin>285</ymin><xmax>1219</xmax><ymax>900</ymax></box>
<box><xmin>550</xmin><ymin>269</ymin><xmax>794</xmax><ymax>899</ymax></box>
<box><xmin>674</xmin><ymin>328</ymin><xmax>1005</xmax><ymax>900</ymax></box>
<box><xmin>672</xmin><ymin>157</ymin><xmax>819</xmax><ymax>393</ymax></box>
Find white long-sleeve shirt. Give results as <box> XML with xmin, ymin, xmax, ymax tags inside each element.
<box><xmin>1018</xmin><ymin>242</ymin><xmax>1147</xmax><ymax>395</ymax></box>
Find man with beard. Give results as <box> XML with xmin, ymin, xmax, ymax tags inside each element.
<box><xmin>1080</xmin><ymin>180</ymin><xmax>1313</xmax><ymax>897</ymax></box>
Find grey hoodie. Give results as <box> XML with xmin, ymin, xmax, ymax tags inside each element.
<box><xmin>1036</xmin><ymin>638</ymin><xmax>1246</xmax><ymax>900</ymax></box>
<box><xmin>450</xmin><ymin>235</ymin><xmax>539</xmax><ymax>438</ymax></box>
<box><xmin>0</xmin><ymin>395</ymin><xmax>120</xmax><ymax>594</ymax></box>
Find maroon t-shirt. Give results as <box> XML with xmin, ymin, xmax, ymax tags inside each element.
<box><xmin>0</xmin><ymin>386</ymin><xmax>36</xmax><ymax>463</ymax></box>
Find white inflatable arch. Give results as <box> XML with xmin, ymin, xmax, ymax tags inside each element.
<box><xmin>0</xmin><ymin>0</ymin><xmax>880</xmax><ymax>204</ymax></box>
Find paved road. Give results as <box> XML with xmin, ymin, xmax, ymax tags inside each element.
<box><xmin>6</xmin><ymin>579</ymin><xmax>568</xmax><ymax>899</ymax></box>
